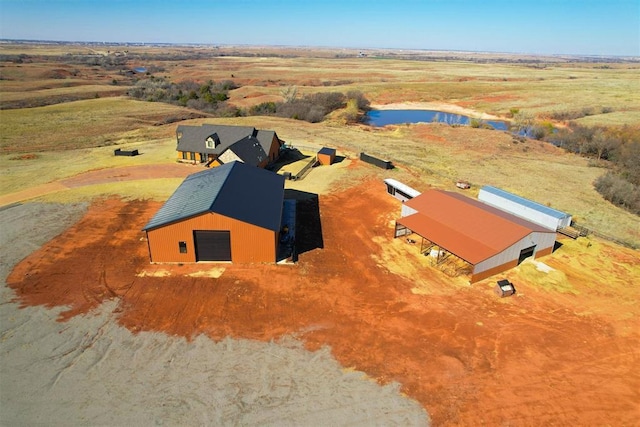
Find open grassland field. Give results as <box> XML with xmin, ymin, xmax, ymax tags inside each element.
<box><xmin>1</xmin><ymin>43</ymin><xmax>639</xmax><ymax>426</ymax></box>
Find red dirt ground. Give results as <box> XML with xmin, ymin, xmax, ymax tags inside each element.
<box><xmin>7</xmin><ymin>177</ymin><xmax>640</xmax><ymax>426</ymax></box>
<box><xmin>60</xmin><ymin>163</ymin><xmax>196</xmax><ymax>187</ymax></box>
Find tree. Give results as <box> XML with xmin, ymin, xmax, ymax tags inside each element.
<box><xmin>590</xmin><ymin>129</ymin><xmax>621</xmax><ymax>162</ymax></box>
<box><xmin>280</xmin><ymin>85</ymin><xmax>297</xmax><ymax>103</ymax></box>
<box><xmin>512</xmin><ymin>111</ymin><xmax>535</xmax><ymax>136</ymax></box>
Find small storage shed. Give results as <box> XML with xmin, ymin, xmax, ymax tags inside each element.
<box><xmin>478</xmin><ymin>186</ymin><xmax>572</xmax><ymax>231</ymax></box>
<box><xmin>317</xmin><ymin>147</ymin><xmax>336</xmax><ymax>165</ymax></box>
<box><xmin>383</xmin><ymin>178</ymin><xmax>421</xmax><ymax>203</ymax></box>
<box><xmin>143</xmin><ymin>161</ymin><xmax>285</xmax><ymax>264</ymax></box>
<box><xmin>494</xmin><ymin>279</ymin><xmax>516</xmax><ymax>297</ymax></box>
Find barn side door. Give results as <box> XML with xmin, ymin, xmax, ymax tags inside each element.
<box><xmin>518</xmin><ymin>245</ymin><xmax>536</xmax><ymax>264</ymax></box>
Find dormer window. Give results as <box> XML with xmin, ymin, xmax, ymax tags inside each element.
<box><xmin>206</xmin><ymin>137</ymin><xmax>214</xmax><ymax>149</ymax></box>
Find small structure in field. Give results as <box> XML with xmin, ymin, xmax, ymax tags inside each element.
<box><xmin>360</xmin><ymin>152</ymin><xmax>393</xmax><ymax>169</ymax></box>
<box><xmin>317</xmin><ymin>147</ymin><xmax>336</xmax><ymax>165</ymax></box>
<box><xmin>383</xmin><ymin>178</ymin><xmax>421</xmax><ymax>202</ymax></box>
<box><xmin>456</xmin><ymin>180</ymin><xmax>471</xmax><ymax>189</ymax></box>
<box><xmin>494</xmin><ymin>279</ymin><xmax>516</xmax><ymax>297</ymax></box>
<box><xmin>114</xmin><ymin>148</ymin><xmax>139</xmax><ymax>157</ymax></box>
<box><xmin>478</xmin><ymin>186</ymin><xmax>572</xmax><ymax>231</ymax></box>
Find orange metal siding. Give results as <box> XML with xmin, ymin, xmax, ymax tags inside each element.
<box><xmin>146</xmin><ymin>212</ymin><xmax>277</xmax><ymax>263</ymax></box>
<box><xmin>317</xmin><ymin>153</ymin><xmax>334</xmax><ymax>165</ymax></box>
<box><xmin>535</xmin><ymin>245</ymin><xmax>553</xmax><ymax>257</ymax></box>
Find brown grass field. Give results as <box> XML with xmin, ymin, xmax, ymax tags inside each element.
<box><xmin>1</xmin><ymin>43</ymin><xmax>639</xmax><ymax>426</ymax></box>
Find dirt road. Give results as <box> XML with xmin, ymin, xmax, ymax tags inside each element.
<box><xmin>6</xmin><ymin>170</ymin><xmax>639</xmax><ymax>426</ymax></box>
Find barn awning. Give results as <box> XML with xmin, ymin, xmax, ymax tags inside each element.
<box><xmin>397</xmin><ymin>214</ymin><xmax>495</xmax><ymax>265</ymax></box>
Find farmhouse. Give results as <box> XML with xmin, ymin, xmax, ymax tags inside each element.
<box><xmin>394</xmin><ymin>190</ymin><xmax>556</xmax><ymax>283</ymax></box>
<box><xmin>143</xmin><ymin>161</ymin><xmax>285</xmax><ymax>263</ymax></box>
<box><xmin>176</xmin><ymin>124</ymin><xmax>283</xmax><ymax>168</ymax></box>
<box><xmin>478</xmin><ymin>186</ymin><xmax>572</xmax><ymax>231</ymax></box>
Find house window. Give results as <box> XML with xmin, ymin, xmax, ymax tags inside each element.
<box><xmin>189</xmin><ymin>152</ymin><xmax>196</xmax><ymax>161</ymax></box>
<box><xmin>206</xmin><ymin>137</ymin><xmax>214</xmax><ymax>149</ymax></box>
<box><xmin>179</xmin><ymin>241</ymin><xmax>187</xmax><ymax>253</ymax></box>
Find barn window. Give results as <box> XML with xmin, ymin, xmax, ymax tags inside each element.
<box><xmin>179</xmin><ymin>241</ymin><xmax>187</xmax><ymax>253</ymax></box>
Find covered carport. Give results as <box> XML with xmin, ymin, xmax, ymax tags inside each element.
<box><xmin>394</xmin><ymin>214</ymin><xmax>479</xmax><ymax>279</ymax></box>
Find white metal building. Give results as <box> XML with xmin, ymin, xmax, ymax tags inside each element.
<box><xmin>384</xmin><ymin>178</ymin><xmax>421</xmax><ymax>203</ymax></box>
<box><xmin>478</xmin><ymin>186</ymin><xmax>572</xmax><ymax>231</ymax></box>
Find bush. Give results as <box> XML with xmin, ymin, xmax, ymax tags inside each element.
<box><xmin>594</xmin><ymin>172</ymin><xmax>640</xmax><ymax>214</ymax></box>
<box><xmin>249</xmin><ymin>102</ymin><xmax>277</xmax><ymax>115</ymax></box>
<box><xmin>128</xmin><ymin>77</ymin><xmax>236</xmax><ymax>114</ymax></box>
<box><xmin>247</xmin><ymin>90</ymin><xmax>370</xmax><ymax>123</ymax></box>
<box><xmin>346</xmin><ymin>90</ymin><xmax>370</xmax><ymax>111</ymax></box>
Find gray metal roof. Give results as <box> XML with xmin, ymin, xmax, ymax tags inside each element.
<box><xmin>318</xmin><ymin>147</ymin><xmax>336</xmax><ymax>156</ymax></box>
<box><xmin>480</xmin><ymin>186</ymin><xmax>570</xmax><ymax>220</ymax></box>
<box><xmin>255</xmin><ymin>129</ymin><xmax>279</xmax><ymax>154</ymax></box>
<box><xmin>176</xmin><ymin>124</ymin><xmax>256</xmax><ymax>155</ymax></box>
<box><xmin>227</xmin><ymin>136</ymin><xmax>268</xmax><ymax>167</ymax></box>
<box><xmin>143</xmin><ymin>161</ymin><xmax>285</xmax><ymax>231</ymax></box>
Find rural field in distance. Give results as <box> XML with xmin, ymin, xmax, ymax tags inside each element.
<box><xmin>1</xmin><ymin>42</ymin><xmax>639</xmax><ymax>426</ymax></box>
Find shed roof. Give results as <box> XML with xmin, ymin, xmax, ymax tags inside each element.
<box><xmin>318</xmin><ymin>147</ymin><xmax>336</xmax><ymax>156</ymax></box>
<box><xmin>398</xmin><ymin>190</ymin><xmax>553</xmax><ymax>264</ymax></box>
<box><xmin>480</xmin><ymin>186</ymin><xmax>570</xmax><ymax>219</ymax></box>
<box><xmin>143</xmin><ymin>161</ymin><xmax>284</xmax><ymax>232</ymax></box>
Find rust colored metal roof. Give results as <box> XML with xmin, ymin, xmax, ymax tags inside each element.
<box><xmin>398</xmin><ymin>190</ymin><xmax>553</xmax><ymax>264</ymax></box>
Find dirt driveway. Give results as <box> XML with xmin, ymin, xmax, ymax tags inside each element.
<box><xmin>7</xmin><ymin>165</ymin><xmax>640</xmax><ymax>426</ymax></box>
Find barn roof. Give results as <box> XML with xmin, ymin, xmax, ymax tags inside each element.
<box><xmin>143</xmin><ymin>161</ymin><xmax>284</xmax><ymax>232</ymax></box>
<box><xmin>480</xmin><ymin>186</ymin><xmax>570</xmax><ymax>220</ymax></box>
<box><xmin>398</xmin><ymin>190</ymin><xmax>553</xmax><ymax>264</ymax></box>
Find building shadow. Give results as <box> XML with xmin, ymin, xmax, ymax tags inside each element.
<box><xmin>332</xmin><ymin>155</ymin><xmax>347</xmax><ymax>164</ymax></box>
<box><xmin>285</xmin><ymin>189</ymin><xmax>324</xmax><ymax>258</ymax></box>
<box><xmin>553</xmin><ymin>240</ymin><xmax>564</xmax><ymax>252</ymax></box>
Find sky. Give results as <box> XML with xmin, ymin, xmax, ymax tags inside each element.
<box><xmin>0</xmin><ymin>0</ymin><xmax>638</xmax><ymax>56</ymax></box>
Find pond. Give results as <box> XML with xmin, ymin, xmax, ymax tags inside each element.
<box><xmin>365</xmin><ymin>109</ymin><xmax>510</xmax><ymax>131</ymax></box>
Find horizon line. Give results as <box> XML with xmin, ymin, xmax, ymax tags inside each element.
<box><xmin>1</xmin><ymin>38</ymin><xmax>638</xmax><ymax>60</ymax></box>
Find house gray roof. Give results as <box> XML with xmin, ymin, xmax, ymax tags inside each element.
<box><xmin>255</xmin><ymin>129</ymin><xmax>278</xmax><ymax>154</ymax></box>
<box><xmin>227</xmin><ymin>136</ymin><xmax>268</xmax><ymax>167</ymax></box>
<box><xmin>176</xmin><ymin>124</ymin><xmax>256</xmax><ymax>155</ymax></box>
<box><xmin>143</xmin><ymin>161</ymin><xmax>285</xmax><ymax>232</ymax></box>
